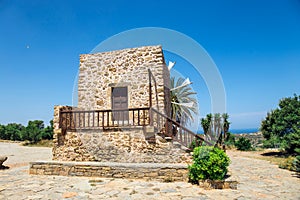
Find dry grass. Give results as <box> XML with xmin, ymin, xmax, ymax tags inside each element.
<box><xmin>229</xmin><ymin>149</ymin><xmax>296</xmax><ymax>171</ymax></box>
<box><xmin>258</xmin><ymin>153</ymin><xmax>295</xmax><ymax>167</ymax></box>
<box><xmin>24</xmin><ymin>140</ymin><xmax>53</xmax><ymax>147</ymax></box>
<box><xmin>0</xmin><ymin>139</ymin><xmax>21</xmax><ymax>143</ymax></box>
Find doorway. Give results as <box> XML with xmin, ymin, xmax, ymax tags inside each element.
<box><xmin>111</xmin><ymin>87</ymin><xmax>129</xmax><ymax>121</ymax></box>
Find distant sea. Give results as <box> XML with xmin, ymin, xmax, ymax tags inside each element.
<box><xmin>197</xmin><ymin>128</ymin><xmax>259</xmax><ymax>134</ymax></box>
<box><xmin>229</xmin><ymin>128</ymin><xmax>259</xmax><ymax>134</ymax></box>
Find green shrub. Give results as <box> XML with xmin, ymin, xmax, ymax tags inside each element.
<box><xmin>293</xmin><ymin>148</ymin><xmax>300</xmax><ymax>174</ymax></box>
<box><xmin>262</xmin><ymin>135</ymin><xmax>281</xmax><ymax>148</ymax></box>
<box><xmin>188</xmin><ymin>146</ymin><xmax>230</xmax><ymax>183</ymax></box>
<box><xmin>224</xmin><ymin>132</ymin><xmax>236</xmax><ymax>147</ymax></box>
<box><xmin>279</xmin><ymin>156</ymin><xmax>296</xmax><ymax>171</ymax></box>
<box><xmin>281</xmin><ymin>128</ymin><xmax>300</xmax><ymax>154</ymax></box>
<box><xmin>294</xmin><ymin>155</ymin><xmax>300</xmax><ymax>173</ymax></box>
<box><xmin>260</xmin><ymin>94</ymin><xmax>300</xmax><ymax>151</ymax></box>
<box><xmin>235</xmin><ymin>137</ymin><xmax>252</xmax><ymax>151</ymax></box>
<box><xmin>189</xmin><ymin>137</ymin><xmax>203</xmax><ymax>150</ymax></box>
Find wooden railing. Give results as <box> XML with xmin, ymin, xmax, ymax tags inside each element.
<box><xmin>59</xmin><ymin>107</ymin><xmax>150</xmax><ymax>131</ymax></box>
<box><xmin>150</xmin><ymin>108</ymin><xmax>210</xmax><ymax>148</ymax></box>
<box><xmin>59</xmin><ymin>107</ymin><xmax>209</xmax><ymax>149</ymax></box>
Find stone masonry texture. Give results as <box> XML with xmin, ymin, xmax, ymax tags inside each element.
<box><xmin>78</xmin><ymin>45</ymin><xmax>170</xmax><ymax>113</ymax></box>
<box><xmin>52</xmin><ymin>46</ymin><xmax>191</xmax><ymax>164</ymax></box>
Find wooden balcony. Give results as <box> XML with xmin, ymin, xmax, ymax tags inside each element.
<box><xmin>59</xmin><ymin>107</ymin><xmax>150</xmax><ymax>131</ymax></box>
<box><xmin>59</xmin><ymin>107</ymin><xmax>209</xmax><ymax>149</ymax></box>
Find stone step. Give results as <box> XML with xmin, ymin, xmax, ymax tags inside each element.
<box><xmin>29</xmin><ymin>161</ymin><xmax>188</xmax><ymax>182</ymax></box>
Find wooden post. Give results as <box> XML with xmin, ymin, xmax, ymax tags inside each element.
<box><xmin>148</xmin><ymin>69</ymin><xmax>152</xmax><ymax>108</ymax></box>
<box><xmin>148</xmin><ymin>69</ymin><xmax>153</xmax><ymax>126</ymax></box>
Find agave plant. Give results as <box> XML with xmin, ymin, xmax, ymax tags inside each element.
<box><xmin>170</xmin><ymin>76</ymin><xmax>198</xmax><ymax>126</ymax></box>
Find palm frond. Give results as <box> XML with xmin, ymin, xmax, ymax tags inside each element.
<box><xmin>170</xmin><ymin>76</ymin><xmax>198</xmax><ymax>126</ymax></box>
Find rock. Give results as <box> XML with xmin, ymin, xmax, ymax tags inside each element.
<box><xmin>0</xmin><ymin>156</ymin><xmax>7</xmax><ymax>166</ymax></box>
<box><xmin>198</xmin><ymin>180</ymin><xmax>238</xmax><ymax>190</ymax></box>
<box><xmin>62</xmin><ymin>192</ymin><xmax>77</xmax><ymax>198</ymax></box>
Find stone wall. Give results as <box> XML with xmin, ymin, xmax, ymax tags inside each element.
<box><xmin>78</xmin><ymin>45</ymin><xmax>170</xmax><ymax>115</ymax></box>
<box><xmin>30</xmin><ymin>161</ymin><xmax>188</xmax><ymax>182</ymax></box>
<box><xmin>53</xmin><ymin>106</ymin><xmax>94</xmax><ymax>161</ymax></box>
<box><xmin>53</xmin><ymin>127</ymin><xmax>192</xmax><ymax>164</ymax></box>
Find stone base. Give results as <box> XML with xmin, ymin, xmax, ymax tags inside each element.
<box><xmin>52</xmin><ymin>128</ymin><xmax>192</xmax><ymax>164</ymax></box>
<box><xmin>198</xmin><ymin>180</ymin><xmax>238</xmax><ymax>190</ymax></box>
<box><xmin>29</xmin><ymin>161</ymin><xmax>188</xmax><ymax>182</ymax></box>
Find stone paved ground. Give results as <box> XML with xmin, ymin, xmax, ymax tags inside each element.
<box><xmin>0</xmin><ymin>142</ymin><xmax>299</xmax><ymax>200</ymax></box>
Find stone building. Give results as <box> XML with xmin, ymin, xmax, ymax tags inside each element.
<box><xmin>52</xmin><ymin>45</ymin><xmax>203</xmax><ymax>164</ymax></box>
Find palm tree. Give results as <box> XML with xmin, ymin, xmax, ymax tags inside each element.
<box><xmin>201</xmin><ymin>113</ymin><xmax>230</xmax><ymax>146</ymax></box>
<box><xmin>222</xmin><ymin>113</ymin><xmax>230</xmax><ymax>140</ymax></box>
<box><xmin>170</xmin><ymin>76</ymin><xmax>198</xmax><ymax>126</ymax></box>
<box><xmin>201</xmin><ymin>113</ymin><xmax>212</xmax><ymax>140</ymax></box>
<box><xmin>214</xmin><ymin>113</ymin><xmax>222</xmax><ymax>139</ymax></box>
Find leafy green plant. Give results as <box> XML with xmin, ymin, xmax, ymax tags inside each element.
<box><xmin>235</xmin><ymin>137</ymin><xmax>253</xmax><ymax>151</ymax></box>
<box><xmin>201</xmin><ymin>113</ymin><xmax>230</xmax><ymax>146</ymax></box>
<box><xmin>0</xmin><ymin>120</ymin><xmax>53</xmax><ymax>143</ymax></box>
<box><xmin>263</xmin><ymin>135</ymin><xmax>281</xmax><ymax>148</ymax></box>
<box><xmin>279</xmin><ymin>156</ymin><xmax>296</xmax><ymax>171</ymax></box>
<box><xmin>170</xmin><ymin>76</ymin><xmax>198</xmax><ymax>126</ymax></box>
<box><xmin>294</xmin><ymin>155</ymin><xmax>300</xmax><ymax>173</ymax></box>
<box><xmin>260</xmin><ymin>94</ymin><xmax>300</xmax><ymax>152</ymax></box>
<box><xmin>281</xmin><ymin>127</ymin><xmax>300</xmax><ymax>154</ymax></box>
<box><xmin>293</xmin><ymin>147</ymin><xmax>300</xmax><ymax>175</ymax></box>
<box><xmin>188</xmin><ymin>146</ymin><xmax>230</xmax><ymax>183</ymax></box>
<box><xmin>224</xmin><ymin>132</ymin><xmax>235</xmax><ymax>147</ymax></box>
<box><xmin>189</xmin><ymin>137</ymin><xmax>203</xmax><ymax>150</ymax></box>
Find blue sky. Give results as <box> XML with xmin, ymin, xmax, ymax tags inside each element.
<box><xmin>0</xmin><ymin>0</ymin><xmax>300</xmax><ymax>130</ymax></box>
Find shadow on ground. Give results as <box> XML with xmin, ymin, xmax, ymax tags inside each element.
<box><xmin>0</xmin><ymin>165</ymin><xmax>10</xmax><ymax>170</ymax></box>
<box><xmin>260</xmin><ymin>151</ymin><xmax>288</xmax><ymax>157</ymax></box>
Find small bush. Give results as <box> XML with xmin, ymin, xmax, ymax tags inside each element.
<box><xmin>224</xmin><ymin>132</ymin><xmax>236</xmax><ymax>147</ymax></box>
<box><xmin>235</xmin><ymin>137</ymin><xmax>252</xmax><ymax>151</ymax></box>
<box><xmin>279</xmin><ymin>156</ymin><xmax>296</xmax><ymax>171</ymax></box>
<box><xmin>189</xmin><ymin>138</ymin><xmax>203</xmax><ymax>150</ymax></box>
<box><xmin>293</xmin><ymin>148</ymin><xmax>300</xmax><ymax>174</ymax></box>
<box><xmin>294</xmin><ymin>155</ymin><xmax>300</xmax><ymax>173</ymax></box>
<box><xmin>188</xmin><ymin>146</ymin><xmax>230</xmax><ymax>183</ymax></box>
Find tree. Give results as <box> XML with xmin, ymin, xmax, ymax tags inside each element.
<box><xmin>3</xmin><ymin>123</ymin><xmax>24</xmax><ymax>141</ymax></box>
<box><xmin>170</xmin><ymin>76</ymin><xmax>198</xmax><ymax>125</ymax></box>
<box><xmin>281</xmin><ymin>125</ymin><xmax>300</xmax><ymax>154</ymax></box>
<box><xmin>0</xmin><ymin>124</ymin><xmax>7</xmax><ymax>140</ymax></box>
<box><xmin>41</xmin><ymin>120</ymin><xmax>53</xmax><ymax>140</ymax></box>
<box><xmin>0</xmin><ymin>120</ymin><xmax>54</xmax><ymax>143</ymax></box>
<box><xmin>201</xmin><ymin>114</ymin><xmax>212</xmax><ymax>135</ymax></box>
<box><xmin>222</xmin><ymin>113</ymin><xmax>230</xmax><ymax>140</ymax></box>
<box><xmin>201</xmin><ymin>113</ymin><xmax>230</xmax><ymax>146</ymax></box>
<box><xmin>25</xmin><ymin>120</ymin><xmax>44</xmax><ymax>143</ymax></box>
<box><xmin>213</xmin><ymin>113</ymin><xmax>221</xmax><ymax>138</ymax></box>
<box><xmin>294</xmin><ymin>151</ymin><xmax>300</xmax><ymax>174</ymax></box>
<box><xmin>260</xmin><ymin>94</ymin><xmax>300</xmax><ymax>153</ymax></box>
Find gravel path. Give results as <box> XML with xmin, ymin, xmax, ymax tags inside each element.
<box><xmin>0</xmin><ymin>142</ymin><xmax>299</xmax><ymax>199</ymax></box>
<box><xmin>0</xmin><ymin>142</ymin><xmax>51</xmax><ymax>169</ymax></box>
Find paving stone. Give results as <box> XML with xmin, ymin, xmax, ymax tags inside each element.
<box><xmin>161</xmin><ymin>188</ymin><xmax>177</xmax><ymax>193</ymax></box>
<box><xmin>1</xmin><ymin>142</ymin><xmax>300</xmax><ymax>200</ymax></box>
